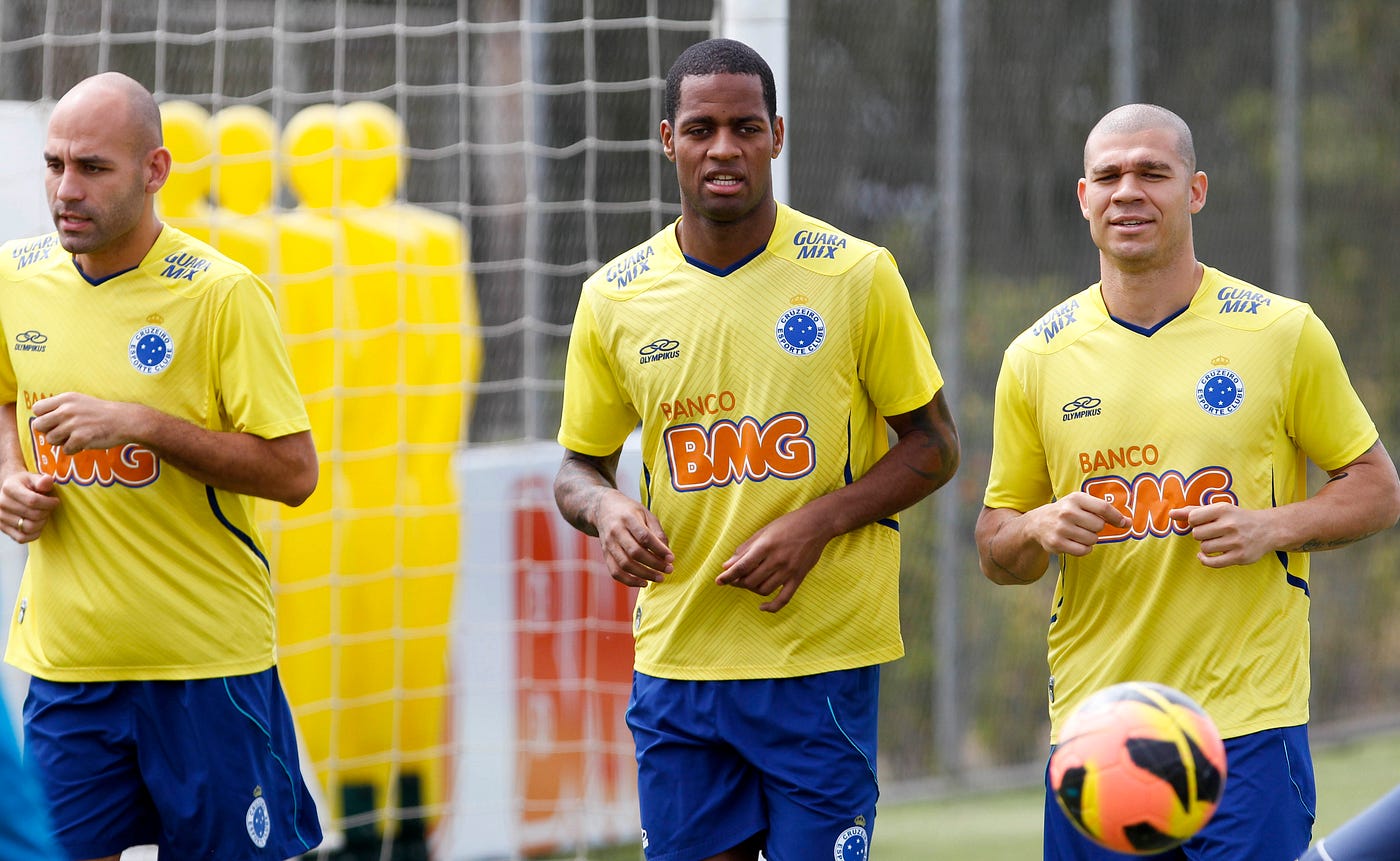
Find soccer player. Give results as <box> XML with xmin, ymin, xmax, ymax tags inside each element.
<box><xmin>975</xmin><ymin>103</ymin><xmax>1400</xmax><ymax>861</ymax></box>
<box><xmin>553</xmin><ymin>38</ymin><xmax>960</xmax><ymax>861</ymax></box>
<box><xmin>1298</xmin><ymin>784</ymin><xmax>1400</xmax><ymax>861</ymax></box>
<box><xmin>0</xmin><ymin>72</ymin><xmax>324</xmax><ymax>860</ymax></box>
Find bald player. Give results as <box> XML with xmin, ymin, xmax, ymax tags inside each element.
<box><xmin>976</xmin><ymin>103</ymin><xmax>1400</xmax><ymax>861</ymax></box>
<box><xmin>0</xmin><ymin>72</ymin><xmax>323</xmax><ymax>860</ymax></box>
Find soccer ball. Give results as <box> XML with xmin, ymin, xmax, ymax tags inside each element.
<box><xmin>1049</xmin><ymin>681</ymin><xmax>1227</xmax><ymax>855</ymax></box>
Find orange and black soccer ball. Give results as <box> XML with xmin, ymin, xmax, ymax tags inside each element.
<box><xmin>1048</xmin><ymin>681</ymin><xmax>1227</xmax><ymax>855</ymax></box>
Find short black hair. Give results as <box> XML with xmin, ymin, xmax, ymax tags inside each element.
<box><xmin>664</xmin><ymin>38</ymin><xmax>777</xmax><ymax>125</ymax></box>
<box><xmin>1086</xmin><ymin>104</ymin><xmax>1197</xmax><ymax>174</ymax></box>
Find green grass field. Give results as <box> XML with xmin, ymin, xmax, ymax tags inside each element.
<box><xmin>556</xmin><ymin>726</ymin><xmax>1400</xmax><ymax>860</ymax></box>
<box><xmin>873</xmin><ymin>726</ymin><xmax>1400</xmax><ymax>859</ymax></box>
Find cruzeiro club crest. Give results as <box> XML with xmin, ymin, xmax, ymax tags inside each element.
<box><xmin>1196</xmin><ymin>365</ymin><xmax>1244</xmax><ymax>416</ymax></box>
<box><xmin>129</xmin><ymin>324</ymin><xmax>174</xmax><ymax>375</ymax></box>
<box><xmin>833</xmin><ymin>824</ymin><xmax>869</xmax><ymax>861</ymax></box>
<box><xmin>776</xmin><ymin>305</ymin><xmax>826</xmax><ymax>356</ymax></box>
<box><xmin>245</xmin><ymin>790</ymin><xmax>271</xmax><ymax>848</ymax></box>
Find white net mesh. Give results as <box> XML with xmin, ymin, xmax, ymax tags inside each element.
<box><xmin>0</xmin><ymin>1</ymin><xmax>713</xmax><ymax>858</ymax></box>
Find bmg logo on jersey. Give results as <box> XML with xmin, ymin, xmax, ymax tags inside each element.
<box><xmin>30</xmin><ymin>424</ymin><xmax>159</xmax><ymax>488</ymax></box>
<box><xmin>1083</xmin><ymin>466</ymin><xmax>1238</xmax><ymax>543</ymax></box>
<box><xmin>664</xmin><ymin>412</ymin><xmax>815</xmax><ymax>491</ymax></box>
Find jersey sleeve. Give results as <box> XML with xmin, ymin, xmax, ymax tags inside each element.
<box><xmin>214</xmin><ymin>273</ymin><xmax>310</xmax><ymax>439</ymax></box>
<box><xmin>983</xmin><ymin>348</ymin><xmax>1054</xmax><ymax>511</ymax></box>
<box><xmin>557</xmin><ymin>291</ymin><xmax>641</xmax><ymax>456</ymax></box>
<box><xmin>1288</xmin><ymin>310</ymin><xmax>1379</xmax><ymax>470</ymax></box>
<box><xmin>859</xmin><ymin>249</ymin><xmax>943</xmax><ymax>416</ymax></box>
<box><xmin>0</xmin><ymin>333</ymin><xmax>15</xmax><ymax>404</ymax></box>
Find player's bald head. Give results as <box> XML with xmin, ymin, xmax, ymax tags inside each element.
<box><xmin>51</xmin><ymin>72</ymin><xmax>164</xmax><ymax>156</ymax></box>
<box><xmin>1085</xmin><ymin>104</ymin><xmax>1196</xmax><ymax>174</ymax></box>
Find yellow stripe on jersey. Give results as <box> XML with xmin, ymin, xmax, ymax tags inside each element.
<box><xmin>984</xmin><ymin>266</ymin><xmax>1378</xmax><ymax>741</ymax></box>
<box><xmin>0</xmin><ymin>226</ymin><xmax>309</xmax><ymax>681</ymax></box>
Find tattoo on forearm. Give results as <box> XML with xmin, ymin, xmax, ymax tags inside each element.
<box><xmin>1297</xmin><ymin>529</ymin><xmax>1378</xmax><ymax>552</ymax></box>
<box><xmin>905</xmin><ymin>431</ymin><xmax>958</xmax><ymax>482</ymax></box>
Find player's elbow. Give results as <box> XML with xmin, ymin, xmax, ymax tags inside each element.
<box><xmin>979</xmin><ymin>558</ymin><xmax>1043</xmax><ymax>586</ymax></box>
<box><xmin>270</xmin><ymin>435</ymin><xmax>319</xmax><ymax>507</ymax></box>
<box><xmin>1380</xmin><ymin>475</ymin><xmax>1400</xmax><ymax>532</ymax></box>
<box><xmin>278</xmin><ymin>466</ymin><xmax>318</xmax><ymax>507</ymax></box>
<box><xmin>910</xmin><ymin>426</ymin><xmax>961</xmax><ymax>500</ymax></box>
<box><xmin>974</xmin><ymin>506</ymin><xmax>1044</xmax><ymax>586</ymax></box>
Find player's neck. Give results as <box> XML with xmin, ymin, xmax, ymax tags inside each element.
<box><xmin>675</xmin><ymin>200</ymin><xmax>778</xmax><ymax>271</ymax></box>
<box><xmin>75</xmin><ymin>217</ymin><xmax>166</xmax><ymax>282</ymax></box>
<box><xmin>1099</xmin><ymin>257</ymin><xmax>1204</xmax><ymax>329</ymax></box>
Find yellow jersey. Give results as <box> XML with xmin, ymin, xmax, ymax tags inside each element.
<box><xmin>559</xmin><ymin>205</ymin><xmax>943</xmax><ymax>680</ymax></box>
<box><xmin>985</xmin><ymin>267</ymin><xmax>1378</xmax><ymax>741</ymax></box>
<box><xmin>0</xmin><ymin>226</ymin><xmax>309</xmax><ymax>681</ymax></box>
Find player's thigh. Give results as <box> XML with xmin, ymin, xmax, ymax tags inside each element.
<box><xmin>132</xmin><ymin>667</ymin><xmax>323</xmax><ymax>860</ymax></box>
<box><xmin>627</xmin><ymin>672</ymin><xmax>765</xmax><ymax>861</ymax></box>
<box><xmin>23</xmin><ymin>678</ymin><xmax>163</xmax><ymax>859</ymax></box>
<box><xmin>728</xmin><ymin>667</ymin><xmax>881</xmax><ymax>861</ymax></box>
<box><xmin>1187</xmin><ymin>725</ymin><xmax>1314</xmax><ymax>861</ymax></box>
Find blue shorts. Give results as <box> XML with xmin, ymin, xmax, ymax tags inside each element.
<box><xmin>24</xmin><ymin>666</ymin><xmax>323</xmax><ymax>860</ymax></box>
<box><xmin>626</xmin><ymin>667</ymin><xmax>880</xmax><ymax>861</ymax></box>
<box><xmin>1044</xmin><ymin>724</ymin><xmax>1315</xmax><ymax>861</ymax></box>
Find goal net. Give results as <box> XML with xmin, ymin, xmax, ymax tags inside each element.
<box><xmin>0</xmin><ymin>1</ymin><xmax>714</xmax><ymax>858</ymax></box>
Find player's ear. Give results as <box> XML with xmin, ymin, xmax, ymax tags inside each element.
<box><xmin>660</xmin><ymin>120</ymin><xmax>676</xmax><ymax>162</ymax></box>
<box><xmin>145</xmin><ymin>146</ymin><xmax>173</xmax><ymax>194</ymax></box>
<box><xmin>1076</xmin><ymin>177</ymin><xmax>1090</xmax><ymax>220</ymax></box>
<box><xmin>771</xmin><ymin>115</ymin><xmax>784</xmax><ymax>159</ymax></box>
<box><xmin>1188</xmin><ymin>170</ymin><xmax>1208</xmax><ymax>214</ymax></box>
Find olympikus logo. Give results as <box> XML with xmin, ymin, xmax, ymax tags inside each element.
<box><xmin>13</xmin><ymin>330</ymin><xmax>47</xmax><ymax>353</ymax></box>
<box><xmin>664</xmin><ymin>412</ymin><xmax>815</xmax><ymax>491</ymax></box>
<box><xmin>639</xmin><ymin>338</ymin><xmax>680</xmax><ymax>365</ymax></box>
<box><xmin>161</xmin><ymin>252</ymin><xmax>211</xmax><ymax>281</ymax></box>
<box><xmin>793</xmin><ymin>230</ymin><xmax>846</xmax><ymax>260</ymax></box>
<box><xmin>1084</xmin><ymin>466</ymin><xmax>1236</xmax><ymax>543</ymax></box>
<box><xmin>29</xmin><ymin>425</ymin><xmax>159</xmax><ymax>488</ymax></box>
